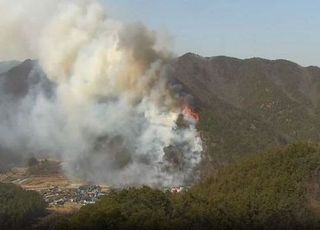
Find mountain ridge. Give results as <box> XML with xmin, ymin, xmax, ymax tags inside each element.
<box><xmin>182</xmin><ymin>52</ymin><xmax>320</xmax><ymax>69</ymax></box>
<box><xmin>171</xmin><ymin>53</ymin><xmax>320</xmax><ymax>176</ymax></box>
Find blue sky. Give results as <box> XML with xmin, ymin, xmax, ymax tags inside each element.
<box><xmin>100</xmin><ymin>0</ymin><xmax>320</xmax><ymax>66</ymax></box>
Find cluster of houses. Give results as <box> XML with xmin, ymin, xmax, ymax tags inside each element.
<box><xmin>73</xmin><ymin>185</ymin><xmax>106</xmax><ymax>204</ymax></box>
<box><xmin>41</xmin><ymin>185</ymin><xmax>107</xmax><ymax>206</ymax></box>
<box><xmin>41</xmin><ymin>184</ymin><xmax>189</xmax><ymax>207</ymax></box>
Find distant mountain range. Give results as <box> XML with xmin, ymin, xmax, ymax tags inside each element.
<box><xmin>1</xmin><ymin>54</ymin><xmax>320</xmax><ymax>176</ymax></box>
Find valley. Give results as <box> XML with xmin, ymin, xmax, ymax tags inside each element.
<box><xmin>0</xmin><ymin>161</ymin><xmax>109</xmax><ymax>212</ymax></box>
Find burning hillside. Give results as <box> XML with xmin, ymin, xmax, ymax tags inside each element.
<box><xmin>0</xmin><ymin>0</ymin><xmax>202</xmax><ymax>187</ymax></box>
<box><xmin>182</xmin><ymin>104</ymin><xmax>200</xmax><ymax>123</ymax></box>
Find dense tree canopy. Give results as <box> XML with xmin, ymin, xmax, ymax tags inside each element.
<box><xmin>0</xmin><ymin>183</ymin><xmax>47</xmax><ymax>230</ymax></box>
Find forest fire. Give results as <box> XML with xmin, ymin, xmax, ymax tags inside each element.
<box><xmin>182</xmin><ymin>104</ymin><xmax>200</xmax><ymax>122</ymax></box>
<box><xmin>0</xmin><ymin>0</ymin><xmax>203</xmax><ymax>188</ymax></box>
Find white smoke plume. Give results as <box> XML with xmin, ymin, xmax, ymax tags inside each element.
<box><xmin>0</xmin><ymin>0</ymin><xmax>202</xmax><ymax>187</ymax></box>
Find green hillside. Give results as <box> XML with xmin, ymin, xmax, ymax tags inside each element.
<box><xmin>0</xmin><ymin>183</ymin><xmax>47</xmax><ymax>230</ymax></box>
<box><xmin>191</xmin><ymin>142</ymin><xmax>320</xmax><ymax>229</ymax></box>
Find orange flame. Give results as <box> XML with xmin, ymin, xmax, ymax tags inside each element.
<box><xmin>182</xmin><ymin>104</ymin><xmax>200</xmax><ymax>122</ymax></box>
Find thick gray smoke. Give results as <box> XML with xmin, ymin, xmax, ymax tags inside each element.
<box><xmin>0</xmin><ymin>0</ymin><xmax>202</xmax><ymax>187</ymax></box>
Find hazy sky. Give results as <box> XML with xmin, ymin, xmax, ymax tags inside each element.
<box><xmin>101</xmin><ymin>0</ymin><xmax>319</xmax><ymax>67</ymax></box>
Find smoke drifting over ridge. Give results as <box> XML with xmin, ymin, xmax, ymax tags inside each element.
<box><xmin>0</xmin><ymin>0</ymin><xmax>202</xmax><ymax>186</ymax></box>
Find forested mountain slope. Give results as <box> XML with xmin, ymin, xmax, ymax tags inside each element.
<box><xmin>172</xmin><ymin>53</ymin><xmax>320</xmax><ymax>174</ymax></box>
